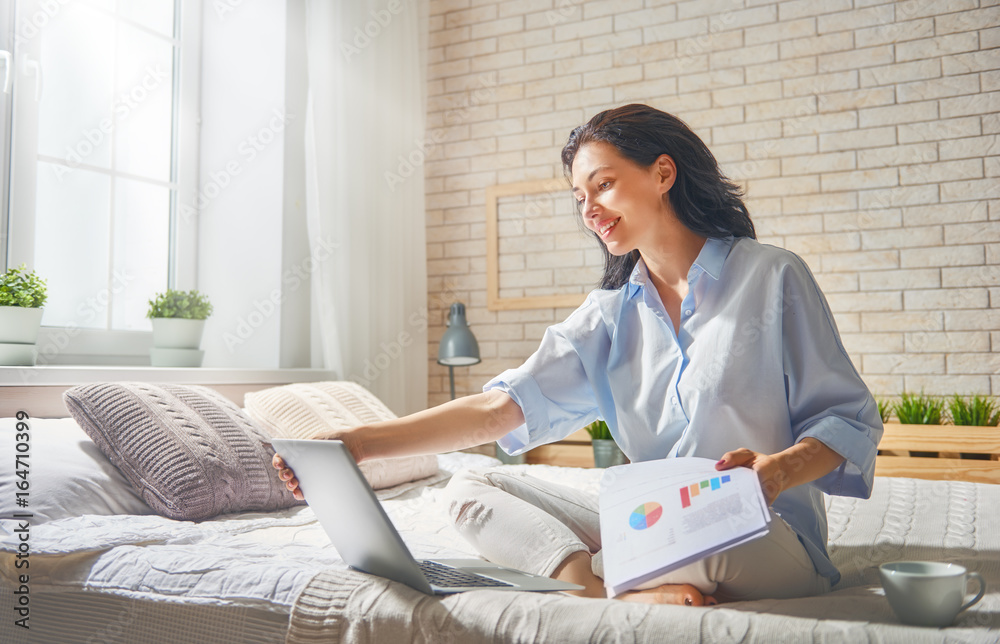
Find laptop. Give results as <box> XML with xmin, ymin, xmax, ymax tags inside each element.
<box><xmin>271</xmin><ymin>438</ymin><xmax>583</xmax><ymax>595</ymax></box>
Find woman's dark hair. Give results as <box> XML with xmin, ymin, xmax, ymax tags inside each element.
<box><xmin>561</xmin><ymin>104</ymin><xmax>755</xmax><ymax>290</ymax></box>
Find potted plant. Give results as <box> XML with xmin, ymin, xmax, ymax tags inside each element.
<box><xmin>948</xmin><ymin>395</ymin><xmax>999</xmax><ymax>461</ymax></box>
<box><xmin>146</xmin><ymin>289</ymin><xmax>213</xmax><ymax>367</ymax></box>
<box><xmin>0</xmin><ymin>264</ymin><xmax>47</xmax><ymax>366</ymax></box>
<box><xmin>584</xmin><ymin>419</ymin><xmax>627</xmax><ymax>468</ymax></box>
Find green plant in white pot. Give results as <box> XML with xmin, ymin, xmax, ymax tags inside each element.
<box><xmin>584</xmin><ymin>419</ymin><xmax>627</xmax><ymax>468</ymax></box>
<box><xmin>0</xmin><ymin>264</ymin><xmax>48</xmax><ymax>365</ymax></box>
<box><xmin>147</xmin><ymin>289</ymin><xmax>213</xmax><ymax>367</ymax></box>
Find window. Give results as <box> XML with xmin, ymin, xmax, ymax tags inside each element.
<box><xmin>2</xmin><ymin>0</ymin><xmax>199</xmax><ymax>364</ymax></box>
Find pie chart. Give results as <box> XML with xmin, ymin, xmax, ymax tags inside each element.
<box><xmin>629</xmin><ymin>502</ymin><xmax>663</xmax><ymax>530</ymax></box>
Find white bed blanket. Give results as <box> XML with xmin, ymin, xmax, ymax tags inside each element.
<box><xmin>285</xmin><ymin>473</ymin><xmax>1000</xmax><ymax>643</ymax></box>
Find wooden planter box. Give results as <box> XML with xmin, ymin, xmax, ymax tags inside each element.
<box><xmin>528</xmin><ymin>423</ymin><xmax>1000</xmax><ymax>484</ymax></box>
<box><xmin>875</xmin><ymin>422</ymin><xmax>1000</xmax><ymax>485</ymax></box>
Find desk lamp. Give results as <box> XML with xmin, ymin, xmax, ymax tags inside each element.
<box><xmin>437</xmin><ymin>302</ymin><xmax>480</xmax><ymax>400</ymax></box>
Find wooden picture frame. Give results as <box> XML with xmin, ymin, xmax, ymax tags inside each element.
<box><xmin>485</xmin><ymin>178</ymin><xmax>595</xmax><ymax>311</ymax></box>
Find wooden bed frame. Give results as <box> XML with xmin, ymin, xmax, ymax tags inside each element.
<box><xmin>528</xmin><ymin>425</ymin><xmax>1000</xmax><ymax>485</ymax></box>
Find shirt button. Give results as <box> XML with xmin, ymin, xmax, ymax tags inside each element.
<box><xmin>684</xmin><ymin>309</ymin><xmax>693</xmax><ymax>317</ymax></box>
<box><xmin>670</xmin><ymin>396</ymin><xmax>678</xmax><ymax>405</ymax></box>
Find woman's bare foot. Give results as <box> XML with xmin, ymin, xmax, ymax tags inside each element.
<box><xmin>551</xmin><ymin>551</ymin><xmax>718</xmax><ymax>605</ymax></box>
<box><xmin>618</xmin><ymin>583</ymin><xmax>718</xmax><ymax>606</ymax></box>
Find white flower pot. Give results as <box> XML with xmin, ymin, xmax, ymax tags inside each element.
<box><xmin>592</xmin><ymin>439</ymin><xmax>627</xmax><ymax>468</ymax></box>
<box><xmin>495</xmin><ymin>444</ymin><xmax>526</xmax><ymax>465</ymax></box>
<box><xmin>150</xmin><ymin>318</ymin><xmax>206</xmax><ymax>349</ymax></box>
<box><xmin>0</xmin><ymin>307</ymin><xmax>42</xmax><ymax>365</ymax></box>
<box><xmin>150</xmin><ymin>318</ymin><xmax>206</xmax><ymax>367</ymax></box>
<box><xmin>0</xmin><ymin>306</ymin><xmax>43</xmax><ymax>344</ymax></box>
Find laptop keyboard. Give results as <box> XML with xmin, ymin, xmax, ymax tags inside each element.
<box><xmin>418</xmin><ymin>560</ymin><xmax>513</xmax><ymax>588</ymax></box>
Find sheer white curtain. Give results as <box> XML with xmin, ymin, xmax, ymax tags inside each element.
<box><xmin>304</xmin><ymin>0</ymin><xmax>428</xmax><ymax>415</ymax></box>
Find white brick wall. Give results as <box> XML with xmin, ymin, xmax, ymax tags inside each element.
<box><xmin>424</xmin><ymin>0</ymin><xmax>1000</xmax><ymax>406</ymax></box>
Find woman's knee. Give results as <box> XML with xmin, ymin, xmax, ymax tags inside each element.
<box><xmin>443</xmin><ymin>469</ymin><xmax>497</xmax><ymax>529</ymax></box>
<box><xmin>443</xmin><ymin>468</ymin><xmax>494</xmax><ymax>499</ymax></box>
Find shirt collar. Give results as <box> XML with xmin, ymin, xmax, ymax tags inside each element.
<box><xmin>695</xmin><ymin>235</ymin><xmax>733</xmax><ymax>280</ymax></box>
<box><xmin>627</xmin><ymin>235</ymin><xmax>735</xmax><ymax>298</ymax></box>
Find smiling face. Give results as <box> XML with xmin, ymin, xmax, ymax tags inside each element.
<box><xmin>571</xmin><ymin>141</ymin><xmax>678</xmax><ymax>258</ymax></box>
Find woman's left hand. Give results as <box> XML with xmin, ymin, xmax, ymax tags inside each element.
<box><xmin>715</xmin><ymin>448</ymin><xmax>788</xmax><ymax>505</ymax></box>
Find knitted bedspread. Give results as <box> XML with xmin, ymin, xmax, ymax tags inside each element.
<box><xmin>286</xmin><ymin>475</ymin><xmax>1000</xmax><ymax>644</ymax></box>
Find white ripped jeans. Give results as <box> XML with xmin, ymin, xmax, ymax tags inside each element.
<box><xmin>443</xmin><ymin>468</ymin><xmax>830</xmax><ymax>601</ymax></box>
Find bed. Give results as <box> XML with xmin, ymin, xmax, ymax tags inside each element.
<box><xmin>1</xmin><ymin>380</ymin><xmax>998</xmax><ymax>644</ymax></box>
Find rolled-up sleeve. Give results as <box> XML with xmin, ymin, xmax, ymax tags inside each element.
<box><xmin>780</xmin><ymin>257</ymin><xmax>884</xmax><ymax>499</ymax></box>
<box><xmin>484</xmin><ymin>295</ymin><xmax>607</xmax><ymax>455</ymax></box>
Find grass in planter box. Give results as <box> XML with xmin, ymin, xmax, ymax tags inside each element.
<box><xmin>894</xmin><ymin>392</ymin><xmax>946</xmax><ymax>425</ymax></box>
<box><xmin>893</xmin><ymin>392</ymin><xmax>946</xmax><ymax>458</ymax></box>
<box><xmin>949</xmin><ymin>395</ymin><xmax>1000</xmax><ymax>461</ymax></box>
<box><xmin>949</xmin><ymin>395</ymin><xmax>1000</xmax><ymax>427</ymax></box>
<box><xmin>874</xmin><ymin>397</ymin><xmax>900</xmax><ymax>457</ymax></box>
<box><xmin>876</xmin><ymin>398</ymin><xmax>892</xmax><ymax>424</ymax></box>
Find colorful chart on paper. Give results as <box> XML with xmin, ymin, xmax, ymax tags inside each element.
<box><xmin>679</xmin><ymin>475</ymin><xmax>731</xmax><ymax>509</ymax></box>
<box><xmin>628</xmin><ymin>502</ymin><xmax>663</xmax><ymax>530</ymax></box>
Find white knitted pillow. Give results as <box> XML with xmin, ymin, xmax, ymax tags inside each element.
<box><xmin>63</xmin><ymin>382</ymin><xmax>303</xmax><ymax>521</ymax></box>
<box><xmin>244</xmin><ymin>381</ymin><xmax>439</xmax><ymax>489</ymax></box>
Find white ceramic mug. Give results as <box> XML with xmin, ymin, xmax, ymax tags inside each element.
<box><xmin>879</xmin><ymin>561</ymin><xmax>985</xmax><ymax>627</ymax></box>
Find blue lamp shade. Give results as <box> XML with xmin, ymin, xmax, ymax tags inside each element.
<box><xmin>437</xmin><ymin>302</ymin><xmax>480</xmax><ymax>367</ymax></box>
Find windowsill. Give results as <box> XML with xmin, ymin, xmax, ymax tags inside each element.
<box><xmin>0</xmin><ymin>366</ymin><xmax>338</xmax><ymax>387</ymax></box>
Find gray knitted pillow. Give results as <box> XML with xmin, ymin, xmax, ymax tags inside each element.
<box><xmin>63</xmin><ymin>382</ymin><xmax>302</xmax><ymax>521</ymax></box>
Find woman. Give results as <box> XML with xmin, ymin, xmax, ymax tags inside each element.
<box><xmin>274</xmin><ymin>104</ymin><xmax>883</xmax><ymax>607</ymax></box>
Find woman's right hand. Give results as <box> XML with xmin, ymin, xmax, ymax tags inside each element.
<box><xmin>271</xmin><ymin>429</ymin><xmax>356</xmax><ymax>501</ymax></box>
<box><xmin>270</xmin><ymin>390</ymin><xmax>525</xmax><ymax>501</ymax></box>
<box><xmin>272</xmin><ymin>453</ymin><xmax>304</xmax><ymax>500</ymax></box>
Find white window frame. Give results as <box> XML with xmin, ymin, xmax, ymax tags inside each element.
<box><xmin>2</xmin><ymin>0</ymin><xmax>201</xmax><ymax>366</ymax></box>
<box><xmin>0</xmin><ymin>1</ymin><xmax>15</xmax><ymax>274</ymax></box>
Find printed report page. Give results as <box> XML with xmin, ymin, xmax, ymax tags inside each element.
<box><xmin>598</xmin><ymin>457</ymin><xmax>770</xmax><ymax>596</ymax></box>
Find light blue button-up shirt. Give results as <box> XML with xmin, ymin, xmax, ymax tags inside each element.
<box><xmin>484</xmin><ymin>236</ymin><xmax>883</xmax><ymax>585</ymax></box>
